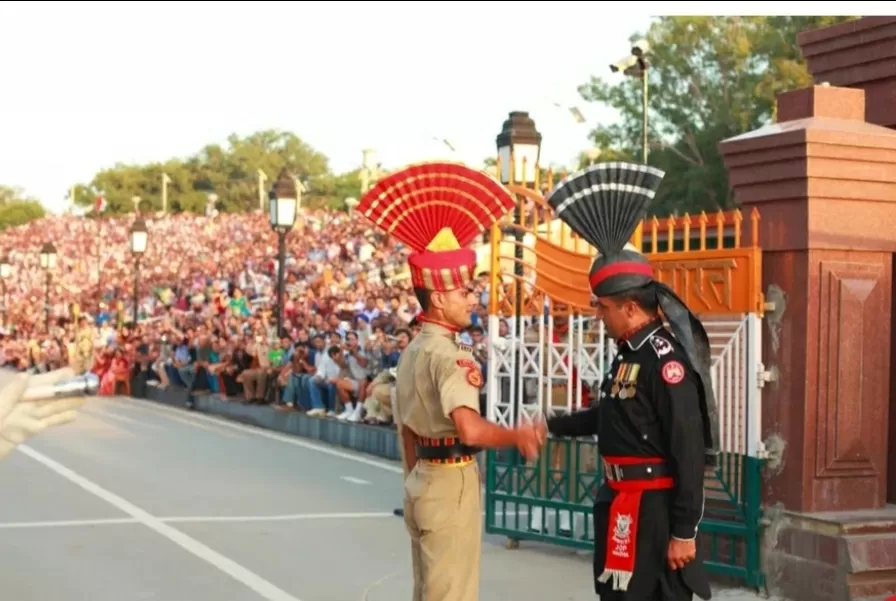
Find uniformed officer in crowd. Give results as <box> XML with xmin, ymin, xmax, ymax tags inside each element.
<box><xmin>356</xmin><ymin>161</ymin><xmax>546</xmax><ymax>601</ymax></box>
<box><xmin>543</xmin><ymin>162</ymin><xmax>716</xmax><ymax>601</ymax></box>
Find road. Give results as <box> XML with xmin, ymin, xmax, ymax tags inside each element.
<box><xmin>0</xmin><ymin>395</ymin><xmax>770</xmax><ymax>601</ymax></box>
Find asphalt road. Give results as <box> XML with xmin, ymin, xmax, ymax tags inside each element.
<box><xmin>0</xmin><ymin>395</ymin><xmax>599</xmax><ymax>601</ymax></box>
<box><xmin>0</xmin><ymin>394</ymin><xmax>770</xmax><ymax>601</ymax></box>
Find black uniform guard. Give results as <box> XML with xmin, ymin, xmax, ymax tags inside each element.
<box><xmin>544</xmin><ymin>162</ymin><xmax>715</xmax><ymax>601</ymax></box>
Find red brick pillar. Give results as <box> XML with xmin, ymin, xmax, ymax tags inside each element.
<box><xmin>721</xmin><ymin>84</ymin><xmax>896</xmax><ymax>513</ymax></box>
<box><xmin>720</xmin><ymin>85</ymin><xmax>896</xmax><ymax>601</ymax></box>
<box><xmin>797</xmin><ymin>17</ymin><xmax>896</xmax><ymax>129</ymax></box>
<box><xmin>798</xmin><ymin>15</ymin><xmax>896</xmax><ymax>508</ymax></box>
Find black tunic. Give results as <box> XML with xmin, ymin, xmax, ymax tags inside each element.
<box><xmin>547</xmin><ymin>319</ymin><xmax>712</xmax><ymax>601</ymax></box>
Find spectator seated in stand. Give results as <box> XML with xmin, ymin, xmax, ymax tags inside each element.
<box><xmin>0</xmin><ymin>209</ymin><xmax>504</xmax><ymax>427</ymax></box>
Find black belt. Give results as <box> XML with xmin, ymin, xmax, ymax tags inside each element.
<box><xmin>415</xmin><ymin>436</ymin><xmax>480</xmax><ymax>462</ymax></box>
<box><xmin>603</xmin><ymin>460</ymin><xmax>671</xmax><ymax>482</ymax></box>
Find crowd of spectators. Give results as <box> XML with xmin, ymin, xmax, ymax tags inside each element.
<box><xmin>0</xmin><ymin>208</ymin><xmax>496</xmax><ymax>425</ymax></box>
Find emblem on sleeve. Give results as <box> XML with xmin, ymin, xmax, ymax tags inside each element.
<box><xmin>661</xmin><ymin>361</ymin><xmax>686</xmax><ymax>385</ymax></box>
<box><xmin>649</xmin><ymin>336</ymin><xmax>673</xmax><ymax>358</ymax></box>
<box><xmin>466</xmin><ymin>367</ymin><xmax>483</xmax><ymax>388</ymax></box>
<box><xmin>456</xmin><ymin>358</ymin><xmax>478</xmax><ymax>370</ymax></box>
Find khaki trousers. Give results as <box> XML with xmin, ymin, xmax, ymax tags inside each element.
<box><xmin>403</xmin><ymin>461</ymin><xmax>482</xmax><ymax>601</ymax></box>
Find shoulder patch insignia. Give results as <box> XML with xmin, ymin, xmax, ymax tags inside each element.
<box><xmin>457</xmin><ymin>358</ymin><xmax>483</xmax><ymax>388</ymax></box>
<box><xmin>466</xmin><ymin>368</ymin><xmax>483</xmax><ymax>388</ymax></box>
<box><xmin>457</xmin><ymin>343</ymin><xmax>473</xmax><ymax>353</ymax></box>
<box><xmin>457</xmin><ymin>358</ymin><xmax>478</xmax><ymax>370</ymax></box>
<box><xmin>649</xmin><ymin>335</ymin><xmax>673</xmax><ymax>358</ymax></box>
<box><xmin>661</xmin><ymin>360</ymin><xmax>686</xmax><ymax>385</ymax></box>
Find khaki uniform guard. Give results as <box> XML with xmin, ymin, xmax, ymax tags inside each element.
<box><xmin>356</xmin><ymin>161</ymin><xmax>546</xmax><ymax>601</ymax></box>
<box><xmin>396</xmin><ymin>319</ymin><xmax>484</xmax><ymax>601</ymax></box>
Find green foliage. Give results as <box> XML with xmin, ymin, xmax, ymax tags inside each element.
<box><xmin>71</xmin><ymin>130</ymin><xmax>361</xmax><ymax>215</ymax></box>
<box><xmin>0</xmin><ymin>200</ymin><xmax>45</xmax><ymax>230</ymax></box>
<box><xmin>0</xmin><ymin>185</ymin><xmax>46</xmax><ymax>229</ymax></box>
<box><xmin>310</xmin><ymin>170</ymin><xmax>364</xmax><ymax>210</ymax></box>
<box><xmin>578</xmin><ymin>16</ymin><xmax>857</xmax><ymax>216</ymax></box>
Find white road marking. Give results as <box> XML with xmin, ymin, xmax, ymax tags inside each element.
<box><xmin>0</xmin><ymin>512</ymin><xmax>392</xmax><ymax>529</ymax></box>
<box><xmin>156</xmin><ymin>410</ymin><xmax>249</xmax><ymax>439</ymax></box>
<box><xmin>341</xmin><ymin>476</ymin><xmax>372</xmax><ymax>486</ymax></box>
<box><xmin>126</xmin><ymin>398</ymin><xmax>403</xmax><ymax>474</ymax></box>
<box><xmin>82</xmin><ymin>407</ymin><xmax>162</xmax><ymax>429</ymax></box>
<box><xmin>0</xmin><ymin>517</ymin><xmax>139</xmax><ymax>529</ymax></box>
<box><xmin>107</xmin><ymin>398</ymin><xmax>248</xmax><ymax>439</ymax></box>
<box><xmin>0</xmin><ymin>509</ymin><xmax>536</xmax><ymax>530</ymax></box>
<box><xmin>18</xmin><ymin>444</ymin><xmax>305</xmax><ymax>601</ymax></box>
<box><xmin>163</xmin><ymin>511</ymin><xmax>392</xmax><ymax>523</ymax></box>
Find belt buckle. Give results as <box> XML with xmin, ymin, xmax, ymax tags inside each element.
<box><xmin>604</xmin><ymin>461</ymin><xmax>623</xmax><ymax>482</ymax></box>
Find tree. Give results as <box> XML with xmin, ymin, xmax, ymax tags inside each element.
<box><xmin>0</xmin><ymin>185</ymin><xmax>46</xmax><ymax>229</ymax></box>
<box><xmin>310</xmin><ymin>169</ymin><xmax>364</xmax><ymax>210</ymax></box>
<box><xmin>72</xmin><ymin>130</ymin><xmax>357</xmax><ymax>215</ymax></box>
<box><xmin>0</xmin><ymin>184</ymin><xmax>37</xmax><ymax>205</ymax></box>
<box><xmin>577</xmin><ymin>16</ymin><xmax>857</xmax><ymax>216</ymax></box>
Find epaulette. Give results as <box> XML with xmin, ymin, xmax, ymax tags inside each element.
<box><xmin>457</xmin><ymin>341</ymin><xmax>473</xmax><ymax>353</ymax></box>
<box><xmin>648</xmin><ymin>334</ymin><xmax>674</xmax><ymax>359</ymax></box>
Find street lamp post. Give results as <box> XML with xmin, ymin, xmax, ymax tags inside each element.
<box><xmin>609</xmin><ymin>40</ymin><xmax>651</xmax><ymax>249</ymax></box>
<box><xmin>130</xmin><ymin>217</ymin><xmax>148</xmax><ymax>324</ymax></box>
<box><xmin>495</xmin><ymin>111</ymin><xmax>542</xmax><ymax>428</ymax></box>
<box><xmin>39</xmin><ymin>242</ymin><xmax>57</xmax><ymax>331</ymax></box>
<box><xmin>269</xmin><ymin>169</ymin><xmax>298</xmax><ymax>336</ymax></box>
<box><xmin>609</xmin><ymin>39</ymin><xmax>651</xmax><ymax>164</ymax></box>
<box><xmin>0</xmin><ymin>254</ymin><xmax>10</xmax><ymax>326</ymax></box>
<box><xmin>496</xmin><ymin>111</ymin><xmax>542</xmax><ymax>186</ymax></box>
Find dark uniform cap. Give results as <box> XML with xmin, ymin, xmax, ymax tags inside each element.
<box><xmin>546</xmin><ymin>161</ymin><xmax>720</xmax><ymax>467</ymax></box>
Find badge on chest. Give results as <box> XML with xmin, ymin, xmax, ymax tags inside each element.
<box><xmin>610</xmin><ymin>363</ymin><xmax>640</xmax><ymax>400</ymax></box>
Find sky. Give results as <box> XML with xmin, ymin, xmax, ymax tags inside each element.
<box><xmin>0</xmin><ymin>1</ymin><xmax>659</xmax><ymax>213</ymax></box>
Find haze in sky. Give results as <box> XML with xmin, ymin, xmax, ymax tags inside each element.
<box><xmin>0</xmin><ymin>1</ymin><xmax>655</xmax><ymax>213</ymax></box>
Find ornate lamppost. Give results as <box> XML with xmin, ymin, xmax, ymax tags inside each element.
<box><xmin>130</xmin><ymin>218</ymin><xmax>148</xmax><ymax>324</ymax></box>
<box><xmin>269</xmin><ymin>169</ymin><xmax>298</xmax><ymax>335</ymax></box>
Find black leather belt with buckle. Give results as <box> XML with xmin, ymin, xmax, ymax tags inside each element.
<box><xmin>415</xmin><ymin>436</ymin><xmax>481</xmax><ymax>461</ymax></box>
<box><xmin>603</xmin><ymin>461</ymin><xmax>671</xmax><ymax>482</ymax></box>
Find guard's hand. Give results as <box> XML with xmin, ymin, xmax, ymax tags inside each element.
<box><xmin>514</xmin><ymin>424</ymin><xmax>542</xmax><ymax>461</ymax></box>
<box><xmin>667</xmin><ymin>537</ymin><xmax>697</xmax><ymax>570</ymax></box>
<box><xmin>0</xmin><ymin>369</ymin><xmax>86</xmax><ymax>461</ymax></box>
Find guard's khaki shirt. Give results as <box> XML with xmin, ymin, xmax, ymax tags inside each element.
<box><xmin>395</xmin><ymin>321</ymin><xmax>482</xmax><ymax>442</ymax></box>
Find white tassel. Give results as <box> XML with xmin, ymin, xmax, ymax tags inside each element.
<box><xmin>597</xmin><ymin>569</ymin><xmax>632</xmax><ymax>591</ymax></box>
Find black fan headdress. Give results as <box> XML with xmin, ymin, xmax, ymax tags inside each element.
<box><xmin>547</xmin><ymin>161</ymin><xmax>720</xmax><ymax>467</ymax></box>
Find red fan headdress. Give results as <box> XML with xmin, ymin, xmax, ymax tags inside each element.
<box><xmin>358</xmin><ymin>162</ymin><xmax>516</xmax><ymax>292</ymax></box>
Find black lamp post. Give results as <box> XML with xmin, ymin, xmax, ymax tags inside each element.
<box><xmin>495</xmin><ymin>112</ymin><xmax>542</xmax><ymax>427</ymax></box>
<box><xmin>496</xmin><ymin>111</ymin><xmax>543</xmax><ymax>186</ymax></box>
<box><xmin>130</xmin><ymin>217</ymin><xmax>148</xmax><ymax>324</ymax></box>
<box><xmin>269</xmin><ymin>168</ymin><xmax>298</xmax><ymax>336</ymax></box>
<box><xmin>39</xmin><ymin>242</ymin><xmax>57</xmax><ymax>331</ymax></box>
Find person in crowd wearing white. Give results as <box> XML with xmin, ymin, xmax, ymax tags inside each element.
<box><xmin>309</xmin><ymin>345</ymin><xmax>352</xmax><ymax>417</ymax></box>
<box><xmin>338</xmin><ymin>331</ymin><xmax>368</xmax><ymax>422</ymax></box>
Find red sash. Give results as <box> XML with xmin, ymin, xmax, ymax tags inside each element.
<box><xmin>599</xmin><ymin>456</ymin><xmax>674</xmax><ymax>591</ymax></box>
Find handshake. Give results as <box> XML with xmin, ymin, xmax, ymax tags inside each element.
<box><xmin>511</xmin><ymin>417</ymin><xmax>548</xmax><ymax>461</ymax></box>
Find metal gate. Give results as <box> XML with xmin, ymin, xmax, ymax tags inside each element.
<box><xmin>482</xmin><ymin>180</ymin><xmax>767</xmax><ymax>588</ymax></box>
